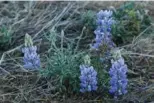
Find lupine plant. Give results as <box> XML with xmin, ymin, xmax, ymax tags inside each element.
<box><xmin>0</xmin><ymin>26</ymin><xmax>12</xmax><ymax>50</ymax></box>
<box><xmin>79</xmin><ymin>55</ymin><xmax>98</xmax><ymax>93</ymax></box>
<box><xmin>40</xmin><ymin>29</ymin><xmax>85</xmax><ymax>93</ymax></box>
<box><xmin>109</xmin><ymin>49</ymin><xmax>128</xmax><ymax>98</ymax></box>
<box><xmin>81</xmin><ymin>10</ymin><xmax>96</xmax><ymax>31</ymax></box>
<box><xmin>112</xmin><ymin>1</ymin><xmax>151</xmax><ymax>45</ymax></box>
<box><xmin>91</xmin><ymin>10</ymin><xmax>116</xmax><ymax>51</ymax></box>
<box><xmin>79</xmin><ymin>65</ymin><xmax>98</xmax><ymax>93</ymax></box>
<box><xmin>22</xmin><ymin>34</ymin><xmax>41</xmax><ymax>70</ymax></box>
<box><xmin>91</xmin><ymin>10</ymin><xmax>128</xmax><ymax>98</ymax></box>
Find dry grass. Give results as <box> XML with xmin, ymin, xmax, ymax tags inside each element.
<box><xmin>0</xmin><ymin>1</ymin><xmax>154</xmax><ymax>103</ymax></box>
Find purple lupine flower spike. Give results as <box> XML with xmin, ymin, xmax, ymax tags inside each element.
<box><xmin>91</xmin><ymin>10</ymin><xmax>115</xmax><ymax>50</ymax></box>
<box><xmin>79</xmin><ymin>65</ymin><xmax>97</xmax><ymax>93</ymax></box>
<box><xmin>22</xmin><ymin>46</ymin><xmax>40</xmax><ymax>70</ymax></box>
<box><xmin>22</xmin><ymin>34</ymin><xmax>40</xmax><ymax>70</ymax></box>
<box><xmin>97</xmin><ymin>10</ymin><xmax>113</xmax><ymax>19</ymax></box>
<box><xmin>109</xmin><ymin>57</ymin><xmax>128</xmax><ymax>97</ymax></box>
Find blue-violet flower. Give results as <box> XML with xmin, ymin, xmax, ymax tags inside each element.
<box><xmin>109</xmin><ymin>57</ymin><xmax>128</xmax><ymax>97</ymax></box>
<box><xmin>91</xmin><ymin>10</ymin><xmax>115</xmax><ymax>50</ymax></box>
<box><xmin>22</xmin><ymin>46</ymin><xmax>40</xmax><ymax>70</ymax></box>
<box><xmin>79</xmin><ymin>65</ymin><xmax>98</xmax><ymax>93</ymax></box>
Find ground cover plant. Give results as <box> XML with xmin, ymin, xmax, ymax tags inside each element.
<box><xmin>0</xmin><ymin>1</ymin><xmax>154</xmax><ymax>103</ymax></box>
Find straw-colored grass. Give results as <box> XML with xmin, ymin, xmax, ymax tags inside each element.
<box><xmin>0</xmin><ymin>1</ymin><xmax>154</xmax><ymax>103</ymax></box>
